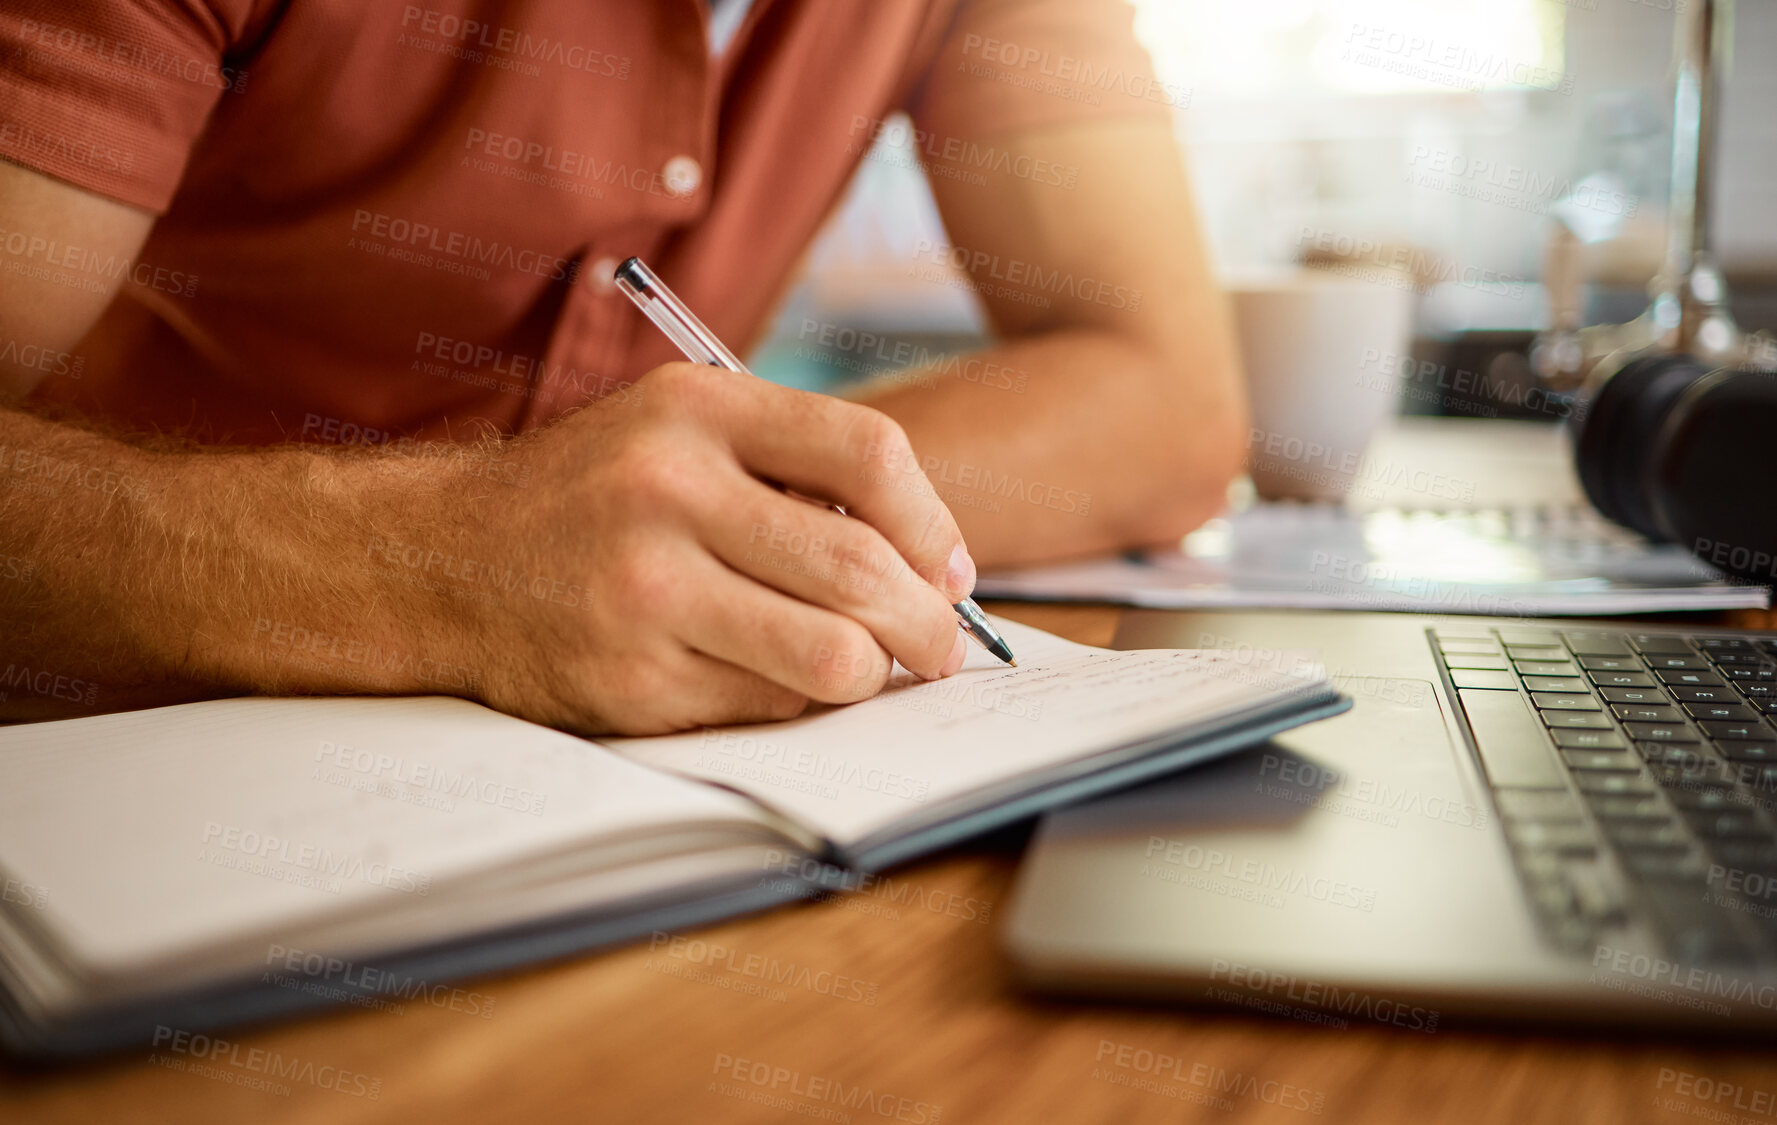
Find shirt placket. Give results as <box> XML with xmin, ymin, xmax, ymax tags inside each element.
<box><xmin>516</xmin><ymin>0</ymin><xmax>720</xmax><ymax>434</ymax></box>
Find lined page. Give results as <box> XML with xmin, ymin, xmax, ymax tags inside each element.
<box><xmin>0</xmin><ymin>697</ymin><xmax>771</xmax><ymax>974</ymax></box>
<box><xmin>606</xmin><ymin>618</ymin><xmax>1326</xmax><ymax>849</ymax></box>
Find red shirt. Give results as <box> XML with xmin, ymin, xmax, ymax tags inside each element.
<box><xmin>0</xmin><ymin>0</ymin><xmax>1168</xmax><ymax>445</ymax></box>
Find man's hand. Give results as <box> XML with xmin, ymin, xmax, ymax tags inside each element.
<box><xmin>0</xmin><ymin>360</ymin><xmax>974</xmax><ymax>734</ymax></box>
<box><xmin>458</xmin><ymin>361</ymin><xmax>974</xmax><ymax>734</ymax></box>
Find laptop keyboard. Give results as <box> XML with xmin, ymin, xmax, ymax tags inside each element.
<box><xmin>1435</xmin><ymin>626</ymin><xmax>1777</xmax><ymax>966</ymax></box>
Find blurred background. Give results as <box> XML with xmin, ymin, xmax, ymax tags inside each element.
<box><xmin>751</xmin><ymin>0</ymin><xmax>1777</xmax><ymax>420</ymax></box>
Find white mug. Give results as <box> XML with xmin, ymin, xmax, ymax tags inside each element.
<box><xmin>1227</xmin><ymin>268</ymin><xmax>1415</xmax><ymax>502</ymax></box>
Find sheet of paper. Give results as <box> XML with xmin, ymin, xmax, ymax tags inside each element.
<box><xmin>0</xmin><ymin>696</ymin><xmax>770</xmax><ymax>974</ymax></box>
<box><xmin>975</xmin><ymin>502</ymin><xmax>1767</xmax><ymax>616</ymax></box>
<box><xmin>604</xmin><ymin>618</ymin><xmax>1325</xmax><ymax>849</ymax></box>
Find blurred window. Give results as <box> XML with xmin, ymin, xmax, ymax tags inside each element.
<box><xmin>1132</xmin><ymin>0</ymin><xmax>1567</xmax><ymax>100</ymax></box>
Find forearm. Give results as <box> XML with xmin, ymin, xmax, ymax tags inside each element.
<box><xmin>855</xmin><ymin>327</ymin><xmax>1247</xmax><ymax>567</ymax></box>
<box><xmin>0</xmin><ymin>407</ymin><xmax>469</xmax><ymax>720</ymax></box>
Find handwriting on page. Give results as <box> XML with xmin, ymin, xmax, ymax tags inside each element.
<box><xmin>608</xmin><ymin>617</ymin><xmax>1322</xmax><ymax>848</ymax></box>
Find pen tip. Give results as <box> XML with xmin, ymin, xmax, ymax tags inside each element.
<box><xmin>1007</xmin><ymin>659</ymin><xmax>1018</xmax><ymax>667</ymax></box>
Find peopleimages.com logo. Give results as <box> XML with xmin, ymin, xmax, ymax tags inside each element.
<box><xmin>200</xmin><ymin>823</ymin><xmax>432</xmax><ymax>895</ymax></box>
<box><xmin>151</xmin><ymin>1026</ymin><xmax>381</xmax><ymax>1099</ymax></box>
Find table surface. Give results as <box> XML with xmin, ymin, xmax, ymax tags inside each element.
<box><xmin>7</xmin><ymin>601</ymin><xmax>1777</xmax><ymax>1125</ymax></box>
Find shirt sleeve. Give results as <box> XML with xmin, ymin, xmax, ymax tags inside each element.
<box><xmin>0</xmin><ymin>1</ymin><xmax>250</xmax><ymax>213</ymax></box>
<box><xmin>904</xmin><ymin>0</ymin><xmax>1178</xmax><ymax>143</ymax></box>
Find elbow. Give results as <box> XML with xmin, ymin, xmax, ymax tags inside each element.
<box><xmin>1120</xmin><ymin>384</ymin><xmax>1249</xmax><ymax>548</ymax></box>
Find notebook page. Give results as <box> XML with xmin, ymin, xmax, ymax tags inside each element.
<box><xmin>0</xmin><ymin>696</ymin><xmax>773</xmax><ymax>975</ymax></box>
<box><xmin>605</xmin><ymin>618</ymin><xmax>1324</xmax><ymax>849</ymax></box>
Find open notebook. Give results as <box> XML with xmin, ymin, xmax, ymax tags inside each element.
<box><xmin>0</xmin><ymin>618</ymin><xmax>1345</xmax><ymax>1059</ymax></box>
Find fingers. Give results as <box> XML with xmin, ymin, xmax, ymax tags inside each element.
<box><xmin>707</xmin><ymin>482</ymin><xmax>964</xmax><ymax>680</ymax></box>
<box><xmin>564</xmin><ymin>646</ymin><xmax>809</xmax><ymax>736</ymax></box>
<box><xmin>672</xmin><ymin>651</ymin><xmax>811</xmax><ymax>729</ymax></box>
<box><xmin>660</xmin><ymin>364</ymin><xmax>975</xmax><ymax>603</ymax></box>
<box><xmin>671</xmin><ymin>555</ymin><xmax>914</xmax><ymax>704</ymax></box>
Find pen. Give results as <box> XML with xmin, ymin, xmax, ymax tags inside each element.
<box><xmin>614</xmin><ymin>256</ymin><xmax>1017</xmax><ymax>668</ymax></box>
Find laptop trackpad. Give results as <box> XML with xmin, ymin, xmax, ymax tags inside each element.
<box><xmin>1056</xmin><ymin>678</ymin><xmax>1474</xmax><ymax>835</ymax></box>
<box><xmin>1008</xmin><ymin>680</ymin><xmax>1546</xmax><ymax>982</ymax></box>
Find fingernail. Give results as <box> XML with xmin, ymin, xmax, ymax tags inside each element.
<box><xmin>939</xmin><ymin>632</ymin><xmax>967</xmax><ymax>678</ymax></box>
<box><xmin>946</xmin><ymin>543</ymin><xmax>976</xmax><ymax>600</ymax></box>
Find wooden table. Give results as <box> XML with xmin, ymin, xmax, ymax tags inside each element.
<box><xmin>6</xmin><ymin>602</ymin><xmax>1777</xmax><ymax>1125</ymax></box>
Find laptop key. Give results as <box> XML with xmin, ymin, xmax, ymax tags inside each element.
<box><xmin>1632</xmin><ymin>635</ymin><xmax>1696</xmax><ymax>654</ymax></box>
<box><xmin>1551</xmin><ymin>729</ymin><xmax>1625</xmax><ymax>750</ymax></box>
<box><xmin>1666</xmin><ymin>786</ymin><xmax>1746</xmax><ymax>812</ymax></box>
<box><xmin>1700</xmin><ymin>720</ymin><xmax>1774</xmax><ymax>741</ymax></box>
<box><xmin>1578</xmin><ymin>655</ymin><xmax>1640</xmax><ymax>672</ymax></box>
<box><xmin>1612</xmin><ymin>704</ymin><xmax>1682</xmax><ymax>723</ymax></box>
<box><xmin>1600</xmin><ymin>687</ymin><xmax>1668</xmax><ymax>705</ymax></box>
<box><xmin>1647</xmin><ymin>759</ymin><xmax>1729</xmax><ymax>786</ymax></box>
<box><xmin>1715</xmin><ymin>742</ymin><xmax>1777</xmax><ymax>762</ymax></box>
<box><xmin>1542</xmin><ymin>711</ymin><xmax>1613</xmax><ymax>729</ymax></box>
<box><xmin>1732</xmin><ymin>762</ymin><xmax>1777</xmax><ymax>788</ymax></box>
<box><xmin>1517</xmin><ymin>852</ymin><xmax>1565</xmax><ymax>884</ymax></box>
<box><xmin>1709</xmin><ymin>652</ymin><xmax>1765</xmax><ymax>666</ymax></box>
<box><xmin>1561</xmin><ymin>749</ymin><xmax>1638</xmax><ymax>772</ymax></box>
<box><xmin>1726</xmin><ymin>667</ymin><xmax>1777</xmax><ymax>683</ymax></box>
<box><xmin>1438</xmin><ymin>638</ymin><xmax>1502</xmax><ymax>653</ymax></box>
<box><xmin>1443</xmin><ymin>653</ymin><xmax>1510</xmax><ymax>671</ymax></box>
<box><xmin>1499</xmin><ymin>630</ymin><xmax>1562</xmax><ymax>646</ymax></box>
<box><xmin>1708</xmin><ymin>841</ymin><xmax>1777</xmax><ymax>868</ymax></box>
<box><xmin>1534</xmin><ymin>693</ymin><xmax>1603</xmax><ymax>712</ymax></box>
<box><xmin>1652</xmin><ymin>778</ymin><xmax>1729</xmax><ymax>803</ymax></box>
<box><xmin>1563</xmin><ymin>632</ymin><xmax>1633</xmax><ymax>655</ymax></box>
<box><xmin>1493</xmin><ymin>789</ymin><xmax>1582</xmax><ymax>822</ymax></box>
<box><xmin>1508</xmin><ymin>822</ymin><xmax>1598</xmax><ymax>856</ymax></box>
<box><xmin>1638</xmin><ymin>744</ymin><xmax>1715</xmax><ymax>768</ymax></box>
<box><xmin>1575</xmin><ymin>773</ymin><xmax>1655</xmax><ymax>796</ymax></box>
<box><xmin>1585</xmin><ymin>794</ymin><xmax>1670</xmax><ymax>821</ymax></box>
<box><xmin>1566</xmin><ymin>866</ymin><xmax>1630</xmax><ymax>924</ymax></box>
<box><xmin>1589</xmin><ymin>671</ymin><xmax>1656</xmax><ymax>688</ymax></box>
<box><xmin>1451</xmin><ymin>668</ymin><xmax>1517</xmax><ymax>690</ymax></box>
<box><xmin>1685</xmin><ymin>783</ymin><xmax>1748</xmax><ymax>808</ymax></box>
<box><xmin>1528</xmin><ymin>879</ymin><xmax>1579</xmax><ymax>920</ymax></box>
<box><xmin>1646</xmin><ymin>655</ymin><xmax>1711</xmax><ymax>670</ymax></box>
<box><xmin>1604</xmin><ymin>823</ymin><xmax>1691</xmax><ymax>851</ymax></box>
<box><xmin>1657</xmin><ymin>669</ymin><xmax>1726</xmax><ymax>687</ymax></box>
<box><xmin>1507</xmin><ymin>646</ymin><xmax>1568</xmax><ymax>663</ymax></box>
<box><xmin>1458</xmin><ymin>689</ymin><xmax>1564</xmax><ymax>789</ymax></box>
<box><xmin>1621</xmin><ymin>851</ymin><xmax>1706</xmax><ymax>880</ymax></box>
<box><xmin>1523</xmin><ymin>676</ymin><xmax>1590</xmax><ymax>694</ymax></box>
<box><xmin>1434</xmin><ymin>627</ymin><xmax>1494</xmax><ymax>641</ymax></box>
<box><xmin>1683</xmin><ymin>811</ymin><xmax>1769</xmax><ymax>839</ymax></box>
<box><xmin>1624</xmin><ymin>722</ymin><xmax>1700</xmax><ymax>742</ymax></box>
<box><xmin>1697</xmin><ymin>637</ymin><xmax>1757</xmax><ymax>651</ymax></box>
<box><xmin>1515</xmin><ymin>661</ymin><xmax>1580</xmax><ymax>677</ymax></box>
<box><xmin>1671</xmin><ymin>685</ymin><xmax>1737</xmax><ymax>703</ymax></box>
<box><xmin>1684</xmin><ymin>702</ymin><xmax>1758</xmax><ymax>722</ymax></box>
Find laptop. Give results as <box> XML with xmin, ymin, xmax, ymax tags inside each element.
<box><xmin>1002</xmin><ymin>608</ymin><xmax>1777</xmax><ymax>1030</ymax></box>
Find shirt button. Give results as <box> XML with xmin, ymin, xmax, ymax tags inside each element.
<box><xmin>663</xmin><ymin>154</ymin><xmax>702</xmax><ymax>197</ymax></box>
<box><xmin>587</xmin><ymin>256</ymin><xmax>619</xmax><ymax>295</ymax></box>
